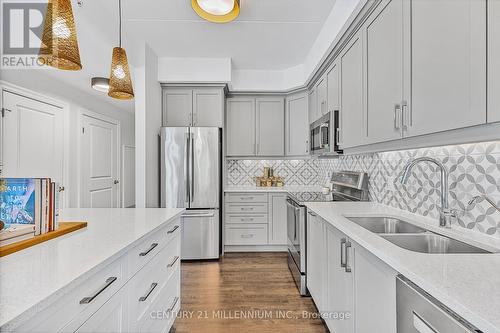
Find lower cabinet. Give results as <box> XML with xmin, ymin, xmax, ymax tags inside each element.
<box><xmin>307</xmin><ymin>213</ymin><xmax>397</xmax><ymax>333</ymax></box>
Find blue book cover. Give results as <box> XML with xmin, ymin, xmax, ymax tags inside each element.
<box><xmin>0</xmin><ymin>178</ymin><xmax>36</xmax><ymax>226</ymax></box>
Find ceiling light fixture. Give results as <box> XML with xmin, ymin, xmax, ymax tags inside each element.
<box><xmin>108</xmin><ymin>0</ymin><xmax>134</xmax><ymax>100</ymax></box>
<box><xmin>192</xmin><ymin>0</ymin><xmax>240</xmax><ymax>23</ymax></box>
<box><xmin>91</xmin><ymin>77</ymin><xmax>110</xmax><ymax>93</ymax></box>
<box><xmin>39</xmin><ymin>0</ymin><xmax>82</xmax><ymax>70</ymax></box>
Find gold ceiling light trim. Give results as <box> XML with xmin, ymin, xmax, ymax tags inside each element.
<box><xmin>39</xmin><ymin>0</ymin><xmax>82</xmax><ymax>70</ymax></box>
<box><xmin>108</xmin><ymin>0</ymin><xmax>134</xmax><ymax>100</ymax></box>
<box><xmin>191</xmin><ymin>0</ymin><xmax>240</xmax><ymax>23</ymax></box>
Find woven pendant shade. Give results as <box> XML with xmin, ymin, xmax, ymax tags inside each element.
<box><xmin>108</xmin><ymin>47</ymin><xmax>134</xmax><ymax>100</ymax></box>
<box><xmin>39</xmin><ymin>0</ymin><xmax>82</xmax><ymax>70</ymax></box>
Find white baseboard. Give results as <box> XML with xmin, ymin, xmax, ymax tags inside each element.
<box><xmin>224</xmin><ymin>245</ymin><xmax>288</xmax><ymax>252</ymax></box>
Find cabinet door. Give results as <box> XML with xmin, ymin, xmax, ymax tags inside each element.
<box><xmin>316</xmin><ymin>75</ymin><xmax>328</xmax><ymax>117</ymax></box>
<box><xmin>256</xmin><ymin>97</ymin><xmax>285</xmax><ymax>156</ymax></box>
<box><xmin>75</xmin><ymin>288</ymin><xmax>127</xmax><ymax>333</ymax></box>
<box><xmin>308</xmin><ymin>88</ymin><xmax>318</xmax><ymax>123</ymax></box>
<box><xmin>193</xmin><ymin>88</ymin><xmax>223</xmax><ymax>127</ymax></box>
<box><xmin>162</xmin><ymin>89</ymin><xmax>193</xmax><ymax>126</ymax></box>
<box><xmin>269</xmin><ymin>194</ymin><xmax>287</xmax><ymax>245</ymax></box>
<box><xmin>286</xmin><ymin>92</ymin><xmax>309</xmax><ymax>156</ymax></box>
<box><xmin>488</xmin><ymin>0</ymin><xmax>500</xmax><ymax>123</ymax></box>
<box><xmin>226</xmin><ymin>98</ymin><xmax>256</xmax><ymax>156</ymax></box>
<box><xmin>354</xmin><ymin>244</ymin><xmax>397</xmax><ymax>333</ymax></box>
<box><xmin>306</xmin><ymin>212</ymin><xmax>326</xmax><ymax>311</ymax></box>
<box><xmin>327</xmin><ymin>61</ymin><xmax>340</xmax><ymax>113</ymax></box>
<box><xmin>365</xmin><ymin>0</ymin><xmax>404</xmax><ymax>144</ymax></box>
<box><xmin>404</xmin><ymin>0</ymin><xmax>486</xmax><ymax>136</ymax></box>
<box><xmin>326</xmin><ymin>225</ymin><xmax>354</xmax><ymax>333</ymax></box>
<box><xmin>340</xmin><ymin>32</ymin><xmax>365</xmax><ymax>148</ymax></box>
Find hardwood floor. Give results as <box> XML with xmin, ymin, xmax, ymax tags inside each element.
<box><xmin>172</xmin><ymin>252</ymin><xmax>328</xmax><ymax>333</ymax></box>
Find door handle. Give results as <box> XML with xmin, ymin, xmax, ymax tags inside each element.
<box><xmin>190</xmin><ymin>133</ymin><xmax>195</xmax><ymax>203</ymax></box>
<box><xmin>139</xmin><ymin>282</ymin><xmax>158</xmax><ymax>302</ymax></box>
<box><xmin>340</xmin><ymin>238</ymin><xmax>347</xmax><ymax>268</ymax></box>
<box><xmin>167</xmin><ymin>297</ymin><xmax>180</xmax><ymax>312</ymax></box>
<box><xmin>167</xmin><ymin>225</ymin><xmax>180</xmax><ymax>234</ymax></box>
<box><xmin>394</xmin><ymin>104</ymin><xmax>401</xmax><ymax>130</ymax></box>
<box><xmin>139</xmin><ymin>243</ymin><xmax>158</xmax><ymax>256</ymax></box>
<box><xmin>308</xmin><ymin>211</ymin><xmax>317</xmax><ymax>217</ymax></box>
<box><xmin>185</xmin><ymin>133</ymin><xmax>190</xmax><ymax>203</ymax></box>
<box><xmin>402</xmin><ymin>100</ymin><xmax>409</xmax><ymax>131</ymax></box>
<box><xmin>167</xmin><ymin>256</ymin><xmax>180</xmax><ymax>267</ymax></box>
<box><xmin>345</xmin><ymin>241</ymin><xmax>352</xmax><ymax>273</ymax></box>
<box><xmin>113</xmin><ymin>179</ymin><xmax>120</xmax><ymax>185</ymax></box>
<box><xmin>80</xmin><ymin>277</ymin><xmax>117</xmax><ymax>304</ymax></box>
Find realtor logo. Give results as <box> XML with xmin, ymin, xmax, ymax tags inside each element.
<box><xmin>1</xmin><ymin>1</ymin><xmax>50</xmax><ymax>69</ymax></box>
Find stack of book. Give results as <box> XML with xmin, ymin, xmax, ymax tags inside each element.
<box><xmin>0</xmin><ymin>178</ymin><xmax>60</xmax><ymax>238</ymax></box>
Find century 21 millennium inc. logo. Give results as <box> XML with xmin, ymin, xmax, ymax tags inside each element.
<box><xmin>1</xmin><ymin>1</ymin><xmax>51</xmax><ymax>69</ymax></box>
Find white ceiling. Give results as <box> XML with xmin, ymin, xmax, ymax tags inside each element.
<box><xmin>121</xmin><ymin>0</ymin><xmax>337</xmax><ymax>70</ymax></box>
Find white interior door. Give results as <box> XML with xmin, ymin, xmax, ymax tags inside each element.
<box><xmin>1</xmin><ymin>90</ymin><xmax>64</xmax><ymax>200</ymax></box>
<box><xmin>81</xmin><ymin>114</ymin><xmax>119</xmax><ymax>208</ymax></box>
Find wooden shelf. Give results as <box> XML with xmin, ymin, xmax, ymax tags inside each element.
<box><xmin>0</xmin><ymin>222</ymin><xmax>87</xmax><ymax>257</ymax></box>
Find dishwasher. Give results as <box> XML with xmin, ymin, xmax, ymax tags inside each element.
<box><xmin>397</xmin><ymin>276</ymin><xmax>482</xmax><ymax>333</ymax></box>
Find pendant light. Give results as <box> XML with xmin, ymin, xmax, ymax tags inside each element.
<box><xmin>192</xmin><ymin>0</ymin><xmax>240</xmax><ymax>23</ymax></box>
<box><xmin>39</xmin><ymin>0</ymin><xmax>82</xmax><ymax>70</ymax></box>
<box><xmin>108</xmin><ymin>0</ymin><xmax>134</xmax><ymax>100</ymax></box>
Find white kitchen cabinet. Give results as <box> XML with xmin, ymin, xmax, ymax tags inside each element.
<box><xmin>285</xmin><ymin>92</ymin><xmax>309</xmax><ymax>156</ymax></box>
<box><xmin>75</xmin><ymin>288</ymin><xmax>127</xmax><ymax>333</ymax></box>
<box><xmin>353</xmin><ymin>244</ymin><xmax>397</xmax><ymax>333</ymax></box>
<box><xmin>316</xmin><ymin>75</ymin><xmax>328</xmax><ymax>117</ymax></box>
<box><xmin>306</xmin><ymin>211</ymin><xmax>326</xmax><ymax>310</ymax></box>
<box><xmin>256</xmin><ymin>97</ymin><xmax>285</xmax><ymax>156</ymax></box>
<box><xmin>226</xmin><ymin>98</ymin><xmax>256</xmax><ymax>156</ymax></box>
<box><xmin>326</xmin><ymin>224</ymin><xmax>354</xmax><ymax>333</ymax></box>
<box><xmin>340</xmin><ymin>31</ymin><xmax>365</xmax><ymax>148</ymax></box>
<box><xmin>404</xmin><ymin>0</ymin><xmax>486</xmax><ymax>137</ymax></box>
<box><xmin>308</xmin><ymin>88</ymin><xmax>318</xmax><ymax>124</ymax></box>
<box><xmin>163</xmin><ymin>87</ymin><xmax>224</xmax><ymax>127</ymax></box>
<box><xmin>327</xmin><ymin>61</ymin><xmax>340</xmax><ymax>113</ymax></box>
<box><xmin>193</xmin><ymin>89</ymin><xmax>223</xmax><ymax>127</ymax></box>
<box><xmin>162</xmin><ymin>89</ymin><xmax>193</xmax><ymax>126</ymax></box>
<box><xmin>365</xmin><ymin>0</ymin><xmax>404</xmax><ymax>144</ymax></box>
<box><xmin>488</xmin><ymin>0</ymin><xmax>500</xmax><ymax>123</ymax></box>
<box><xmin>269</xmin><ymin>194</ymin><xmax>287</xmax><ymax>245</ymax></box>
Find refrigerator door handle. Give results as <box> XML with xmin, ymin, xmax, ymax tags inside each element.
<box><xmin>185</xmin><ymin>132</ymin><xmax>190</xmax><ymax>204</ymax></box>
<box><xmin>190</xmin><ymin>133</ymin><xmax>195</xmax><ymax>203</ymax></box>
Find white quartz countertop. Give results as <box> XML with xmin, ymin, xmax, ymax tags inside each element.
<box><xmin>0</xmin><ymin>208</ymin><xmax>184</xmax><ymax>328</ymax></box>
<box><xmin>224</xmin><ymin>185</ymin><xmax>324</xmax><ymax>193</ymax></box>
<box><xmin>305</xmin><ymin>202</ymin><xmax>500</xmax><ymax>333</ymax></box>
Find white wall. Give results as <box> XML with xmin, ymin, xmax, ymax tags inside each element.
<box><xmin>0</xmin><ymin>69</ymin><xmax>135</xmax><ymax>208</ymax></box>
<box><xmin>158</xmin><ymin>57</ymin><xmax>231</xmax><ymax>83</ymax></box>
<box><xmin>135</xmin><ymin>44</ymin><xmax>162</xmax><ymax>208</ymax></box>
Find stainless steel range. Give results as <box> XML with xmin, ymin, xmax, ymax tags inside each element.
<box><xmin>287</xmin><ymin>171</ymin><xmax>369</xmax><ymax>296</ymax></box>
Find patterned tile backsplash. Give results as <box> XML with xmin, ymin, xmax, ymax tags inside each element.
<box><xmin>227</xmin><ymin>141</ymin><xmax>500</xmax><ymax>238</ymax></box>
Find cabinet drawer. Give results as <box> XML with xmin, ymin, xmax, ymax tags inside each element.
<box><xmin>225</xmin><ymin>203</ymin><xmax>268</xmax><ymax>214</ymax></box>
<box><xmin>126</xmin><ymin>218</ymin><xmax>181</xmax><ymax>278</ymax></box>
<box><xmin>225</xmin><ymin>224</ymin><xmax>268</xmax><ymax>245</ymax></box>
<box><xmin>128</xmin><ymin>236</ymin><xmax>180</xmax><ymax>331</ymax></box>
<box><xmin>225</xmin><ymin>193</ymin><xmax>268</xmax><ymax>203</ymax></box>
<box><xmin>139</xmin><ymin>268</ymin><xmax>181</xmax><ymax>333</ymax></box>
<box><xmin>225</xmin><ymin>214</ymin><xmax>268</xmax><ymax>224</ymax></box>
<box><xmin>17</xmin><ymin>258</ymin><xmax>125</xmax><ymax>333</ymax></box>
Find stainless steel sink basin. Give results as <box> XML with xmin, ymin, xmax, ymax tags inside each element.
<box><xmin>346</xmin><ymin>216</ymin><xmax>428</xmax><ymax>234</ymax></box>
<box><xmin>381</xmin><ymin>234</ymin><xmax>491</xmax><ymax>254</ymax></box>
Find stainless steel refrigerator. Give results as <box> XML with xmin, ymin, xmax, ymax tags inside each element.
<box><xmin>160</xmin><ymin>127</ymin><xmax>221</xmax><ymax>260</ymax></box>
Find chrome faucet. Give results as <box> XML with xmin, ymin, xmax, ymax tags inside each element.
<box><xmin>468</xmin><ymin>195</ymin><xmax>500</xmax><ymax>213</ymax></box>
<box><xmin>400</xmin><ymin>157</ymin><xmax>455</xmax><ymax>228</ymax></box>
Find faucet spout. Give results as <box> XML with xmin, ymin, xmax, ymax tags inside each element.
<box><xmin>399</xmin><ymin>157</ymin><xmax>452</xmax><ymax>228</ymax></box>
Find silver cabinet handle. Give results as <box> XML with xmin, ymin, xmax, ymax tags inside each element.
<box><xmin>80</xmin><ymin>277</ymin><xmax>117</xmax><ymax>304</ymax></box>
<box><xmin>308</xmin><ymin>211</ymin><xmax>317</xmax><ymax>217</ymax></box>
<box><xmin>240</xmin><ymin>197</ymin><xmax>254</xmax><ymax>200</ymax></box>
<box><xmin>139</xmin><ymin>243</ymin><xmax>158</xmax><ymax>257</ymax></box>
<box><xmin>340</xmin><ymin>238</ymin><xmax>347</xmax><ymax>268</ymax></box>
<box><xmin>394</xmin><ymin>104</ymin><xmax>401</xmax><ymax>130</ymax></box>
<box><xmin>240</xmin><ymin>218</ymin><xmax>254</xmax><ymax>222</ymax></box>
<box><xmin>167</xmin><ymin>225</ymin><xmax>180</xmax><ymax>234</ymax></box>
<box><xmin>167</xmin><ymin>256</ymin><xmax>180</xmax><ymax>267</ymax></box>
<box><xmin>345</xmin><ymin>241</ymin><xmax>352</xmax><ymax>273</ymax></box>
<box><xmin>240</xmin><ymin>207</ymin><xmax>254</xmax><ymax>211</ymax></box>
<box><xmin>139</xmin><ymin>282</ymin><xmax>158</xmax><ymax>302</ymax></box>
<box><xmin>402</xmin><ymin>100</ymin><xmax>409</xmax><ymax>130</ymax></box>
<box><xmin>241</xmin><ymin>234</ymin><xmax>255</xmax><ymax>239</ymax></box>
<box><xmin>336</xmin><ymin>128</ymin><xmax>342</xmax><ymax>146</ymax></box>
<box><xmin>167</xmin><ymin>297</ymin><xmax>179</xmax><ymax>312</ymax></box>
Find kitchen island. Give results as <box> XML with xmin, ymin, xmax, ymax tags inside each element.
<box><xmin>0</xmin><ymin>208</ymin><xmax>184</xmax><ymax>332</ymax></box>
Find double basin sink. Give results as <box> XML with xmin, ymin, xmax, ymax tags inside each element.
<box><xmin>346</xmin><ymin>216</ymin><xmax>491</xmax><ymax>254</ymax></box>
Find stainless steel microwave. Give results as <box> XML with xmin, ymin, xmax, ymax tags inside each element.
<box><xmin>310</xmin><ymin>111</ymin><xmax>342</xmax><ymax>155</ymax></box>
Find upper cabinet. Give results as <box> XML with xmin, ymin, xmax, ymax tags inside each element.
<box><xmin>327</xmin><ymin>61</ymin><xmax>340</xmax><ymax>113</ymax></box>
<box><xmin>316</xmin><ymin>75</ymin><xmax>328</xmax><ymax>118</ymax></box>
<box><xmin>364</xmin><ymin>0</ymin><xmax>404</xmax><ymax>144</ymax></box>
<box><xmin>308</xmin><ymin>87</ymin><xmax>318</xmax><ymax>124</ymax></box>
<box><xmin>488</xmin><ymin>0</ymin><xmax>500</xmax><ymax>123</ymax></box>
<box><xmin>162</xmin><ymin>86</ymin><xmax>224</xmax><ymax>127</ymax></box>
<box><xmin>226</xmin><ymin>96</ymin><xmax>284</xmax><ymax>157</ymax></box>
<box><xmin>404</xmin><ymin>0</ymin><xmax>486</xmax><ymax>137</ymax></box>
<box><xmin>339</xmin><ymin>31</ymin><xmax>365</xmax><ymax>149</ymax></box>
<box><xmin>286</xmin><ymin>92</ymin><xmax>309</xmax><ymax>156</ymax></box>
